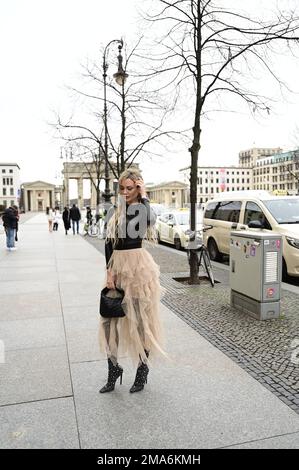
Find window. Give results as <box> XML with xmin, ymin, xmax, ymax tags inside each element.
<box><xmin>160</xmin><ymin>213</ymin><xmax>170</xmax><ymax>223</ymax></box>
<box><xmin>10</xmin><ymin>200</ymin><xmax>14</xmax><ymax>207</ymax></box>
<box><xmin>10</xmin><ymin>188</ymin><xmax>14</xmax><ymax>196</ymax></box>
<box><xmin>2</xmin><ymin>178</ymin><xmax>5</xmax><ymax>185</ymax></box>
<box><xmin>244</xmin><ymin>202</ymin><xmax>271</xmax><ymax>228</ymax></box>
<box><xmin>10</xmin><ymin>178</ymin><xmax>13</xmax><ymax>185</ymax></box>
<box><xmin>3</xmin><ymin>200</ymin><xmax>7</xmax><ymax>208</ymax></box>
<box><xmin>204</xmin><ymin>201</ymin><xmax>218</xmax><ymax>218</ymax></box>
<box><xmin>206</xmin><ymin>200</ymin><xmax>242</xmax><ymax>222</ymax></box>
<box><xmin>9</xmin><ymin>169</ymin><xmax>13</xmax><ymax>173</ymax></box>
<box><xmin>3</xmin><ymin>188</ymin><xmax>6</xmax><ymax>196</ymax></box>
<box><xmin>2</xmin><ymin>169</ymin><xmax>5</xmax><ymax>173</ymax></box>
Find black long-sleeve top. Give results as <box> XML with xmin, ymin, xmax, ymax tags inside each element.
<box><xmin>105</xmin><ymin>198</ymin><xmax>156</xmax><ymax>267</ymax></box>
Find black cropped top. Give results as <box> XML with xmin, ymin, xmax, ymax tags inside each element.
<box><xmin>105</xmin><ymin>198</ymin><xmax>156</xmax><ymax>267</ymax></box>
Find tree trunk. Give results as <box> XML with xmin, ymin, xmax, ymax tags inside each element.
<box><xmin>188</xmin><ymin>2</ymin><xmax>202</xmax><ymax>285</ymax></box>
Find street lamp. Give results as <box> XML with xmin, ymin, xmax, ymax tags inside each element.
<box><xmin>102</xmin><ymin>38</ymin><xmax>128</xmax><ymax>204</ymax></box>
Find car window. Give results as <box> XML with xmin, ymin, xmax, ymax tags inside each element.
<box><xmin>214</xmin><ymin>201</ymin><xmax>242</xmax><ymax>222</ymax></box>
<box><xmin>204</xmin><ymin>202</ymin><xmax>218</xmax><ymax>219</ymax></box>
<box><xmin>160</xmin><ymin>213</ymin><xmax>169</xmax><ymax>223</ymax></box>
<box><xmin>244</xmin><ymin>202</ymin><xmax>271</xmax><ymax>228</ymax></box>
<box><xmin>263</xmin><ymin>198</ymin><xmax>299</xmax><ymax>224</ymax></box>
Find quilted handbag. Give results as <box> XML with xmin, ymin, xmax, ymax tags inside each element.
<box><xmin>100</xmin><ymin>287</ymin><xmax>125</xmax><ymax>318</ymax></box>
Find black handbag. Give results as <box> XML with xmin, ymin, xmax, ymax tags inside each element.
<box><xmin>100</xmin><ymin>287</ymin><xmax>125</xmax><ymax>318</ymax></box>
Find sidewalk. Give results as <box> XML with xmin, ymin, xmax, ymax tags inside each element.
<box><xmin>1</xmin><ymin>213</ymin><xmax>299</xmax><ymax>449</ymax></box>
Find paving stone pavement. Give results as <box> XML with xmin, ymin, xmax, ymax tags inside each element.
<box><xmin>2</xmin><ymin>217</ymin><xmax>299</xmax><ymax>449</ymax></box>
<box><xmin>87</xmin><ymin>236</ymin><xmax>299</xmax><ymax>414</ymax></box>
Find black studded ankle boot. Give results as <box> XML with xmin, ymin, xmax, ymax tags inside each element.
<box><xmin>130</xmin><ymin>351</ymin><xmax>150</xmax><ymax>393</ymax></box>
<box><xmin>99</xmin><ymin>358</ymin><xmax>123</xmax><ymax>393</ymax></box>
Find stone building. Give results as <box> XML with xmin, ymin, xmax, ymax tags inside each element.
<box><xmin>21</xmin><ymin>181</ymin><xmax>57</xmax><ymax>212</ymax></box>
<box><xmin>146</xmin><ymin>181</ymin><xmax>188</xmax><ymax>208</ymax></box>
<box><xmin>0</xmin><ymin>162</ymin><xmax>21</xmax><ymax>209</ymax></box>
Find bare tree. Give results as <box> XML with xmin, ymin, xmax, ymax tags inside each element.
<box><xmin>56</xmin><ymin>37</ymin><xmax>187</xmax><ymax>173</ymax></box>
<box><xmin>142</xmin><ymin>0</ymin><xmax>299</xmax><ymax>283</ymax></box>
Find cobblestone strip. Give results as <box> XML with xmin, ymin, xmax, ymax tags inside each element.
<box><xmin>160</xmin><ymin>272</ymin><xmax>299</xmax><ymax>414</ymax></box>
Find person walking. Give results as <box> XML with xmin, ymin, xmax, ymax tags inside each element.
<box><xmin>69</xmin><ymin>204</ymin><xmax>81</xmax><ymax>235</ymax></box>
<box><xmin>86</xmin><ymin>206</ymin><xmax>93</xmax><ymax>226</ymax></box>
<box><xmin>2</xmin><ymin>206</ymin><xmax>18</xmax><ymax>251</ymax></box>
<box><xmin>12</xmin><ymin>205</ymin><xmax>19</xmax><ymax>242</ymax></box>
<box><xmin>99</xmin><ymin>168</ymin><xmax>165</xmax><ymax>394</ymax></box>
<box><xmin>46</xmin><ymin>207</ymin><xmax>54</xmax><ymax>232</ymax></box>
<box><xmin>62</xmin><ymin>207</ymin><xmax>71</xmax><ymax>235</ymax></box>
<box><xmin>53</xmin><ymin>207</ymin><xmax>61</xmax><ymax>231</ymax></box>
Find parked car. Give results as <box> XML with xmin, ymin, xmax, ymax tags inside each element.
<box><xmin>156</xmin><ymin>208</ymin><xmax>203</xmax><ymax>249</ymax></box>
<box><xmin>203</xmin><ymin>190</ymin><xmax>299</xmax><ymax>278</ymax></box>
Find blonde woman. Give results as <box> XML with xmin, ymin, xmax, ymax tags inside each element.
<box><xmin>99</xmin><ymin>169</ymin><xmax>165</xmax><ymax>393</ymax></box>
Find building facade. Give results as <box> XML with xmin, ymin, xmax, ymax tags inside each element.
<box><xmin>253</xmin><ymin>150</ymin><xmax>299</xmax><ymax>195</ymax></box>
<box><xmin>179</xmin><ymin>166</ymin><xmax>253</xmax><ymax>203</ymax></box>
<box><xmin>238</xmin><ymin>147</ymin><xmax>283</xmax><ymax>168</ymax></box>
<box><xmin>0</xmin><ymin>163</ymin><xmax>21</xmax><ymax>209</ymax></box>
<box><xmin>21</xmin><ymin>181</ymin><xmax>56</xmax><ymax>212</ymax></box>
<box><xmin>147</xmin><ymin>181</ymin><xmax>188</xmax><ymax>208</ymax></box>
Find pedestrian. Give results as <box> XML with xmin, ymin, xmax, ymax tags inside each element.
<box><xmin>53</xmin><ymin>207</ymin><xmax>60</xmax><ymax>231</ymax></box>
<box><xmin>12</xmin><ymin>205</ymin><xmax>19</xmax><ymax>242</ymax></box>
<box><xmin>99</xmin><ymin>168</ymin><xmax>165</xmax><ymax>394</ymax></box>
<box><xmin>47</xmin><ymin>207</ymin><xmax>54</xmax><ymax>232</ymax></box>
<box><xmin>69</xmin><ymin>203</ymin><xmax>81</xmax><ymax>235</ymax></box>
<box><xmin>86</xmin><ymin>206</ymin><xmax>93</xmax><ymax>226</ymax></box>
<box><xmin>62</xmin><ymin>206</ymin><xmax>71</xmax><ymax>235</ymax></box>
<box><xmin>2</xmin><ymin>206</ymin><xmax>18</xmax><ymax>251</ymax></box>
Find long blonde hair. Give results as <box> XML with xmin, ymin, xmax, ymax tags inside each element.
<box><xmin>106</xmin><ymin>168</ymin><xmax>157</xmax><ymax>247</ymax></box>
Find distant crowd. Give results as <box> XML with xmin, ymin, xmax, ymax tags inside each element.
<box><xmin>46</xmin><ymin>204</ymin><xmax>81</xmax><ymax>235</ymax></box>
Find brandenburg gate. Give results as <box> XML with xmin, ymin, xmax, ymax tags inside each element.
<box><xmin>61</xmin><ymin>161</ymin><xmax>115</xmax><ymax>209</ymax></box>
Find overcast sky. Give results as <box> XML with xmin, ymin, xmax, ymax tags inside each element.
<box><xmin>1</xmin><ymin>0</ymin><xmax>299</xmax><ymax>191</ymax></box>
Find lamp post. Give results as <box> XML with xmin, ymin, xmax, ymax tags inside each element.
<box><xmin>102</xmin><ymin>39</ymin><xmax>128</xmax><ymax>204</ymax></box>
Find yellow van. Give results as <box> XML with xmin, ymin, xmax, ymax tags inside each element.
<box><xmin>203</xmin><ymin>190</ymin><xmax>299</xmax><ymax>279</ymax></box>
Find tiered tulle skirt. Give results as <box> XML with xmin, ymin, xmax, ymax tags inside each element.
<box><xmin>99</xmin><ymin>247</ymin><xmax>165</xmax><ymax>365</ymax></box>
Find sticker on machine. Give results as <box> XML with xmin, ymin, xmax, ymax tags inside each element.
<box><xmin>250</xmin><ymin>245</ymin><xmax>256</xmax><ymax>256</ymax></box>
<box><xmin>264</xmin><ymin>240</ymin><xmax>270</xmax><ymax>245</ymax></box>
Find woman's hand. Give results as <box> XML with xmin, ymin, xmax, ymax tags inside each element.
<box><xmin>106</xmin><ymin>269</ymin><xmax>116</xmax><ymax>289</ymax></box>
<box><xmin>135</xmin><ymin>178</ymin><xmax>147</xmax><ymax>199</ymax></box>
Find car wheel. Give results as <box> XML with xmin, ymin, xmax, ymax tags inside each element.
<box><xmin>174</xmin><ymin>234</ymin><xmax>182</xmax><ymax>250</ymax></box>
<box><xmin>208</xmin><ymin>238</ymin><xmax>222</xmax><ymax>261</ymax></box>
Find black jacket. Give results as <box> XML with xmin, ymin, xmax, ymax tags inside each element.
<box><xmin>2</xmin><ymin>207</ymin><xmax>18</xmax><ymax>229</ymax></box>
<box><xmin>69</xmin><ymin>206</ymin><xmax>81</xmax><ymax>221</ymax></box>
<box><xmin>105</xmin><ymin>198</ymin><xmax>156</xmax><ymax>267</ymax></box>
<box><xmin>62</xmin><ymin>209</ymin><xmax>71</xmax><ymax>229</ymax></box>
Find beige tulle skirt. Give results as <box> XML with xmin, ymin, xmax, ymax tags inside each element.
<box><xmin>99</xmin><ymin>247</ymin><xmax>165</xmax><ymax>365</ymax></box>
